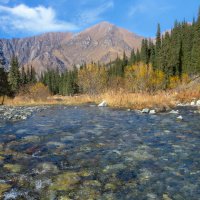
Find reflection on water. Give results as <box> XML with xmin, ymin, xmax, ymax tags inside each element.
<box><xmin>0</xmin><ymin>106</ymin><xmax>200</xmax><ymax>199</ymax></box>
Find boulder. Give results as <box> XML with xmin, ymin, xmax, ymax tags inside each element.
<box><xmin>149</xmin><ymin>110</ymin><xmax>156</xmax><ymax>114</ymax></box>
<box><xmin>142</xmin><ymin>108</ymin><xmax>150</xmax><ymax>113</ymax></box>
<box><xmin>177</xmin><ymin>115</ymin><xmax>183</xmax><ymax>120</ymax></box>
<box><xmin>169</xmin><ymin>110</ymin><xmax>179</xmax><ymax>114</ymax></box>
<box><xmin>191</xmin><ymin>101</ymin><xmax>196</xmax><ymax>106</ymax></box>
<box><xmin>196</xmin><ymin>100</ymin><xmax>200</xmax><ymax>106</ymax></box>
<box><xmin>98</xmin><ymin>101</ymin><xmax>107</xmax><ymax>107</ymax></box>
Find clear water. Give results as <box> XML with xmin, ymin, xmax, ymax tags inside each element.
<box><xmin>0</xmin><ymin>106</ymin><xmax>200</xmax><ymax>200</ymax></box>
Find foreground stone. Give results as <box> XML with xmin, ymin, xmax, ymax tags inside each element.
<box><xmin>98</xmin><ymin>101</ymin><xmax>107</xmax><ymax>107</ymax></box>
<box><xmin>142</xmin><ymin>108</ymin><xmax>150</xmax><ymax>113</ymax></box>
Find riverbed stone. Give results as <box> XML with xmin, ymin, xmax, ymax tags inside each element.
<box><xmin>22</xmin><ymin>135</ymin><xmax>40</xmax><ymax>142</ymax></box>
<box><xmin>103</xmin><ymin>163</ymin><xmax>126</xmax><ymax>173</ymax></box>
<box><xmin>36</xmin><ymin>162</ymin><xmax>58</xmax><ymax>174</ymax></box>
<box><xmin>50</xmin><ymin>172</ymin><xmax>81</xmax><ymax>191</ymax></box>
<box><xmin>83</xmin><ymin>180</ymin><xmax>101</xmax><ymax>187</ymax></box>
<box><xmin>105</xmin><ymin>183</ymin><xmax>117</xmax><ymax>191</ymax></box>
<box><xmin>124</xmin><ymin>146</ymin><xmax>154</xmax><ymax>161</ymax></box>
<box><xmin>163</xmin><ymin>194</ymin><xmax>172</xmax><ymax>200</ymax></box>
<box><xmin>0</xmin><ymin>183</ymin><xmax>11</xmax><ymax>198</ymax></box>
<box><xmin>4</xmin><ymin>164</ymin><xmax>22</xmax><ymax>173</ymax></box>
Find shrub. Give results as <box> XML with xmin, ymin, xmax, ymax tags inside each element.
<box><xmin>18</xmin><ymin>82</ymin><xmax>50</xmax><ymax>101</ymax></box>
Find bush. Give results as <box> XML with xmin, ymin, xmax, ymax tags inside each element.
<box><xmin>18</xmin><ymin>82</ymin><xmax>50</xmax><ymax>101</ymax></box>
<box><xmin>125</xmin><ymin>63</ymin><xmax>165</xmax><ymax>93</ymax></box>
<box><xmin>78</xmin><ymin>63</ymin><xmax>108</xmax><ymax>95</ymax></box>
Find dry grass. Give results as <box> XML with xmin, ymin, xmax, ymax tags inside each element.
<box><xmin>98</xmin><ymin>91</ymin><xmax>176</xmax><ymax>110</ymax></box>
<box><xmin>175</xmin><ymin>86</ymin><xmax>200</xmax><ymax>103</ymax></box>
<box><xmin>2</xmin><ymin>90</ymin><xmax>176</xmax><ymax>110</ymax></box>
<box><xmin>2</xmin><ymin>86</ymin><xmax>200</xmax><ymax>110</ymax></box>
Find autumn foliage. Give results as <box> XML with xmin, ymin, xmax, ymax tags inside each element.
<box><xmin>125</xmin><ymin>63</ymin><xmax>165</xmax><ymax>93</ymax></box>
<box><xmin>78</xmin><ymin>63</ymin><xmax>108</xmax><ymax>95</ymax></box>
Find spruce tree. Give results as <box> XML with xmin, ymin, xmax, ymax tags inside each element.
<box><xmin>30</xmin><ymin>65</ymin><xmax>37</xmax><ymax>83</ymax></box>
<box><xmin>129</xmin><ymin>49</ymin><xmax>136</xmax><ymax>65</ymax></box>
<box><xmin>191</xmin><ymin>8</ymin><xmax>200</xmax><ymax>74</ymax></box>
<box><xmin>21</xmin><ymin>66</ymin><xmax>27</xmax><ymax>85</ymax></box>
<box><xmin>155</xmin><ymin>23</ymin><xmax>162</xmax><ymax>69</ymax></box>
<box><xmin>8</xmin><ymin>56</ymin><xmax>21</xmax><ymax>93</ymax></box>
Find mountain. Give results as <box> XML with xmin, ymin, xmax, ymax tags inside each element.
<box><xmin>0</xmin><ymin>22</ymin><xmax>143</xmax><ymax>73</ymax></box>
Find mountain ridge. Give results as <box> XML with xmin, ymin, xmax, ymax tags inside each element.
<box><xmin>0</xmin><ymin>21</ymin><xmax>144</xmax><ymax>73</ymax></box>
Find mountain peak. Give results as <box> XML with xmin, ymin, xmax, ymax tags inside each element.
<box><xmin>1</xmin><ymin>21</ymin><xmax>144</xmax><ymax>73</ymax></box>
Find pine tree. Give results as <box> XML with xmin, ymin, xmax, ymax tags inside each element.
<box><xmin>155</xmin><ymin>23</ymin><xmax>162</xmax><ymax>69</ymax></box>
<box><xmin>191</xmin><ymin>7</ymin><xmax>200</xmax><ymax>74</ymax></box>
<box><xmin>136</xmin><ymin>49</ymin><xmax>141</xmax><ymax>63</ymax></box>
<box><xmin>30</xmin><ymin>65</ymin><xmax>37</xmax><ymax>83</ymax></box>
<box><xmin>129</xmin><ymin>49</ymin><xmax>136</xmax><ymax>65</ymax></box>
<box><xmin>0</xmin><ymin>41</ymin><xmax>9</xmax><ymax>103</ymax></box>
<box><xmin>8</xmin><ymin>56</ymin><xmax>21</xmax><ymax>93</ymax></box>
<box><xmin>140</xmin><ymin>39</ymin><xmax>149</xmax><ymax>65</ymax></box>
<box><xmin>21</xmin><ymin>65</ymin><xmax>27</xmax><ymax>85</ymax></box>
<box><xmin>0</xmin><ymin>67</ymin><xmax>9</xmax><ymax>104</ymax></box>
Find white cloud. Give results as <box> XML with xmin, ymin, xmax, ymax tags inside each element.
<box><xmin>76</xmin><ymin>1</ymin><xmax>114</xmax><ymax>25</ymax></box>
<box><xmin>0</xmin><ymin>4</ymin><xmax>78</xmax><ymax>33</ymax></box>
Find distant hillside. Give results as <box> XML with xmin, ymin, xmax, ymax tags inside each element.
<box><xmin>0</xmin><ymin>22</ymin><xmax>143</xmax><ymax>74</ymax></box>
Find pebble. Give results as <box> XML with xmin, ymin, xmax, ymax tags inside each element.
<box><xmin>0</xmin><ymin>106</ymin><xmax>48</xmax><ymax>121</ymax></box>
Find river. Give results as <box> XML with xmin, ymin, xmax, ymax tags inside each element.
<box><xmin>0</xmin><ymin>106</ymin><xmax>200</xmax><ymax>199</ymax></box>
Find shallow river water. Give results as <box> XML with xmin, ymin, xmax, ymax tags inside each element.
<box><xmin>0</xmin><ymin>106</ymin><xmax>200</xmax><ymax>200</ymax></box>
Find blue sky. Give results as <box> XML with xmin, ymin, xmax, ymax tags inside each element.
<box><xmin>0</xmin><ymin>0</ymin><xmax>199</xmax><ymax>38</ymax></box>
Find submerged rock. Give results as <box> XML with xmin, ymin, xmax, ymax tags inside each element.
<box><xmin>163</xmin><ymin>194</ymin><xmax>172</xmax><ymax>200</ymax></box>
<box><xmin>0</xmin><ymin>183</ymin><xmax>11</xmax><ymax>198</ymax></box>
<box><xmin>83</xmin><ymin>180</ymin><xmax>101</xmax><ymax>187</ymax></box>
<box><xmin>22</xmin><ymin>135</ymin><xmax>40</xmax><ymax>143</ymax></box>
<box><xmin>103</xmin><ymin>163</ymin><xmax>126</xmax><ymax>173</ymax></box>
<box><xmin>4</xmin><ymin>164</ymin><xmax>22</xmax><ymax>173</ymax></box>
<box><xmin>50</xmin><ymin>172</ymin><xmax>80</xmax><ymax>191</ymax></box>
<box><xmin>124</xmin><ymin>146</ymin><xmax>154</xmax><ymax>161</ymax></box>
<box><xmin>47</xmin><ymin>141</ymin><xmax>65</xmax><ymax>148</ymax></box>
<box><xmin>59</xmin><ymin>196</ymin><xmax>72</xmax><ymax>200</ymax></box>
<box><xmin>35</xmin><ymin>162</ymin><xmax>58</xmax><ymax>174</ymax></box>
<box><xmin>104</xmin><ymin>183</ymin><xmax>117</xmax><ymax>191</ymax></box>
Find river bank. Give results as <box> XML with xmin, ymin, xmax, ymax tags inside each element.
<box><xmin>2</xmin><ymin>88</ymin><xmax>200</xmax><ymax>114</ymax></box>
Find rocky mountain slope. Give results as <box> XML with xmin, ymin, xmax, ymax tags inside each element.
<box><xmin>1</xmin><ymin>22</ymin><xmax>143</xmax><ymax>73</ymax></box>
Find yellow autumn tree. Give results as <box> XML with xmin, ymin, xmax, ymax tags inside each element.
<box><xmin>78</xmin><ymin>63</ymin><xmax>108</xmax><ymax>95</ymax></box>
<box><xmin>169</xmin><ymin>73</ymin><xmax>190</xmax><ymax>89</ymax></box>
<box><xmin>125</xmin><ymin>63</ymin><xmax>165</xmax><ymax>93</ymax></box>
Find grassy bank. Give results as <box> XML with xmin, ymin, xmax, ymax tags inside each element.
<box><xmin>2</xmin><ymin>83</ymin><xmax>200</xmax><ymax>110</ymax></box>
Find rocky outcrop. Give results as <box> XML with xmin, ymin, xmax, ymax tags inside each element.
<box><xmin>0</xmin><ymin>22</ymin><xmax>143</xmax><ymax>74</ymax></box>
